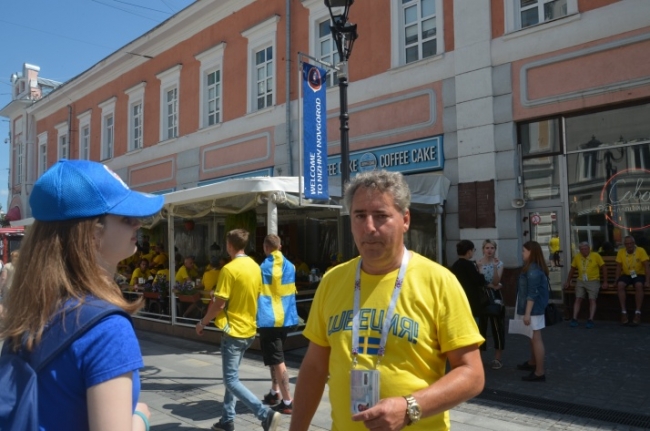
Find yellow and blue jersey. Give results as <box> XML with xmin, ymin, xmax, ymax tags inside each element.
<box><xmin>257</xmin><ymin>250</ymin><xmax>299</xmax><ymax>328</ymax></box>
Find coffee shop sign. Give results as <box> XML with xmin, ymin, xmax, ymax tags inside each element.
<box><xmin>327</xmin><ymin>136</ymin><xmax>443</xmax><ymax>177</ymax></box>
<box><xmin>599</xmin><ymin>168</ymin><xmax>650</xmax><ymax>231</ymax></box>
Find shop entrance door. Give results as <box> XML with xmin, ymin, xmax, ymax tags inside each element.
<box><xmin>526</xmin><ymin>207</ymin><xmax>565</xmax><ymax>301</ymax></box>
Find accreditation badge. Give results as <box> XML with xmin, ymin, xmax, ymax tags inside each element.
<box><xmin>583</xmin><ymin>274</ymin><xmax>588</xmax><ymax>282</ymax></box>
<box><xmin>631</xmin><ymin>270</ymin><xmax>637</xmax><ymax>279</ymax></box>
<box><xmin>350</xmin><ymin>369</ymin><xmax>380</xmax><ymax>414</ymax></box>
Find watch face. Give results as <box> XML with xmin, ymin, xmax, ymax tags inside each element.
<box><xmin>408</xmin><ymin>402</ymin><xmax>421</xmax><ymax>422</ymax></box>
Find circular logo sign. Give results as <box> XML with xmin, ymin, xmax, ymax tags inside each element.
<box><xmin>307</xmin><ymin>67</ymin><xmax>322</xmax><ymax>92</ymax></box>
<box><xmin>600</xmin><ymin>168</ymin><xmax>650</xmax><ymax>231</ymax></box>
<box><xmin>358</xmin><ymin>153</ymin><xmax>378</xmax><ymax>172</ymax></box>
<box><xmin>530</xmin><ymin>214</ymin><xmax>541</xmax><ymax>225</ymax></box>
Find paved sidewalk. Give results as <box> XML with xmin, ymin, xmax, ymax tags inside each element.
<box><xmin>137</xmin><ymin>317</ymin><xmax>650</xmax><ymax>430</ymax></box>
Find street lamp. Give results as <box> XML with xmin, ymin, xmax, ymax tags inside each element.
<box><xmin>325</xmin><ymin>0</ymin><xmax>358</xmax><ymax>261</ymax></box>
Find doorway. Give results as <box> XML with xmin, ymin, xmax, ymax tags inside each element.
<box><xmin>526</xmin><ymin>207</ymin><xmax>565</xmax><ymax>301</ymax></box>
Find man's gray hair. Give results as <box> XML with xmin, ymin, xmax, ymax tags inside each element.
<box><xmin>578</xmin><ymin>241</ymin><xmax>590</xmax><ymax>248</ymax></box>
<box><xmin>343</xmin><ymin>170</ymin><xmax>411</xmax><ymax>214</ymax></box>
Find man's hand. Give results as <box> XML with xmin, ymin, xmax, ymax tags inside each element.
<box><xmin>195</xmin><ymin>321</ymin><xmax>205</xmax><ymax>335</ymax></box>
<box><xmin>351</xmin><ymin>396</ymin><xmax>408</xmax><ymax>431</ymax></box>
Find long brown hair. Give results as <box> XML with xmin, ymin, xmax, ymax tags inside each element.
<box><xmin>0</xmin><ymin>217</ymin><xmax>142</xmax><ymax>351</ymax></box>
<box><xmin>522</xmin><ymin>240</ymin><xmax>549</xmax><ymax>276</ymax></box>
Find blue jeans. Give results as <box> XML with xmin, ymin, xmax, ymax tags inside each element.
<box><xmin>220</xmin><ymin>334</ymin><xmax>270</xmax><ymax>423</ymax></box>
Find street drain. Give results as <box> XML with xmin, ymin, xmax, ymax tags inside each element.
<box><xmin>476</xmin><ymin>389</ymin><xmax>650</xmax><ymax>429</ymax></box>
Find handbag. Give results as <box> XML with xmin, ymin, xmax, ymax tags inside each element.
<box><xmin>481</xmin><ymin>287</ymin><xmax>504</xmax><ymax>317</ymax></box>
<box><xmin>544</xmin><ymin>277</ymin><xmax>562</xmax><ymax>326</ymax></box>
<box><xmin>544</xmin><ymin>303</ymin><xmax>562</xmax><ymax>326</ymax></box>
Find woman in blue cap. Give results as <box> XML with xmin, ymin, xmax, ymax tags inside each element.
<box><xmin>0</xmin><ymin>160</ymin><xmax>164</xmax><ymax>431</ymax></box>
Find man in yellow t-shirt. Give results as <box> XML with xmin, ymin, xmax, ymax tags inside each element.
<box><xmin>195</xmin><ymin>229</ymin><xmax>280</xmax><ymax>431</ymax></box>
<box><xmin>175</xmin><ymin>256</ymin><xmax>199</xmax><ymax>283</ymax></box>
<box><xmin>563</xmin><ymin>242</ymin><xmax>606</xmax><ymax>328</ymax></box>
<box><xmin>151</xmin><ymin>243</ymin><xmax>168</xmax><ymax>270</ymax></box>
<box><xmin>614</xmin><ymin>236</ymin><xmax>650</xmax><ymax>325</ymax></box>
<box><xmin>130</xmin><ymin>258</ymin><xmax>152</xmax><ymax>286</ymax></box>
<box><xmin>289</xmin><ymin>170</ymin><xmax>484</xmax><ymax>431</ymax></box>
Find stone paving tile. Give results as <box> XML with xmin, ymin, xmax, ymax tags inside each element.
<box><xmin>137</xmin><ymin>321</ymin><xmax>650</xmax><ymax>431</ymax></box>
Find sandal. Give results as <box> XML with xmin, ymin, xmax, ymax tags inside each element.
<box><xmin>490</xmin><ymin>359</ymin><xmax>503</xmax><ymax>370</ymax></box>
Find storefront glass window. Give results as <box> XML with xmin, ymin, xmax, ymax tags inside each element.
<box><xmin>567</xmin><ymin>144</ymin><xmax>650</xmax><ymax>254</ymax></box>
<box><xmin>565</xmin><ymin>103</ymin><xmax>650</xmax><ymax>153</ymax></box>
<box><xmin>520</xmin><ymin>118</ymin><xmax>561</xmax><ymax>156</ymax></box>
<box><xmin>522</xmin><ymin>155</ymin><xmax>561</xmax><ymax>201</ymax></box>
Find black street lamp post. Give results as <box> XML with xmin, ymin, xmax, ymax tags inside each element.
<box><xmin>325</xmin><ymin>0</ymin><xmax>358</xmax><ymax>261</ymax></box>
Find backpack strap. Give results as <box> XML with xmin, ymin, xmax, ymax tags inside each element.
<box><xmin>29</xmin><ymin>298</ymin><xmax>131</xmax><ymax>372</ymax></box>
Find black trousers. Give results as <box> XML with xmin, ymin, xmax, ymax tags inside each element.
<box><xmin>479</xmin><ymin>309</ymin><xmax>506</xmax><ymax>351</ymax></box>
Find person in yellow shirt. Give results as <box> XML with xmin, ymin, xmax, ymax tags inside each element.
<box><xmin>614</xmin><ymin>236</ymin><xmax>650</xmax><ymax>325</ymax></box>
<box><xmin>549</xmin><ymin>234</ymin><xmax>561</xmax><ymax>267</ymax></box>
<box><xmin>289</xmin><ymin>170</ymin><xmax>484</xmax><ymax>431</ymax></box>
<box><xmin>195</xmin><ymin>229</ymin><xmax>280</xmax><ymax>431</ymax></box>
<box><xmin>175</xmin><ymin>256</ymin><xmax>199</xmax><ymax>283</ymax></box>
<box><xmin>563</xmin><ymin>242</ymin><xmax>607</xmax><ymax>328</ymax></box>
<box><xmin>182</xmin><ymin>256</ymin><xmax>225</xmax><ymax>318</ymax></box>
<box><xmin>151</xmin><ymin>243</ymin><xmax>168</xmax><ymax>271</ymax></box>
<box><xmin>130</xmin><ymin>258</ymin><xmax>152</xmax><ymax>286</ymax></box>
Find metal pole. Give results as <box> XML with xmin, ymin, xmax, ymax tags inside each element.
<box><xmin>338</xmin><ymin>61</ymin><xmax>353</xmax><ymax>261</ymax></box>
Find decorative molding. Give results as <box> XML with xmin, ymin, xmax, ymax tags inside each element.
<box><xmin>520</xmin><ymin>32</ymin><xmax>650</xmax><ymax>107</ymax></box>
<box><xmin>202</xmin><ymin>132</ymin><xmax>271</xmax><ymax>173</ymax></box>
<box><xmin>327</xmin><ymin>88</ymin><xmax>436</xmax><ymax>148</ymax></box>
<box><xmin>128</xmin><ymin>157</ymin><xmax>176</xmax><ymax>188</ymax></box>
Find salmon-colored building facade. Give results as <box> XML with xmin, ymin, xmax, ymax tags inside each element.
<box><xmin>3</xmin><ymin>0</ymin><xmax>650</xmax><ymax>290</ymax></box>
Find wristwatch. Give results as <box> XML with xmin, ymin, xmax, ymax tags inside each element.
<box><xmin>403</xmin><ymin>395</ymin><xmax>421</xmax><ymax>425</ymax></box>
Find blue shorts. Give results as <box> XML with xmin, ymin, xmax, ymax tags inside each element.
<box><xmin>617</xmin><ymin>275</ymin><xmax>646</xmax><ymax>286</ymax></box>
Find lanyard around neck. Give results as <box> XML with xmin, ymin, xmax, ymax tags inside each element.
<box><xmin>351</xmin><ymin>247</ymin><xmax>410</xmax><ymax>368</ymax></box>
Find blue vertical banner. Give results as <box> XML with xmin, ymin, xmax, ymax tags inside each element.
<box><xmin>302</xmin><ymin>62</ymin><xmax>329</xmax><ymax>199</ymax></box>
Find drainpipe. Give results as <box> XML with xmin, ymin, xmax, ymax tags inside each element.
<box><xmin>285</xmin><ymin>0</ymin><xmax>293</xmax><ymax>176</ymax></box>
<box><xmin>68</xmin><ymin>105</ymin><xmax>73</xmax><ymax>154</ymax></box>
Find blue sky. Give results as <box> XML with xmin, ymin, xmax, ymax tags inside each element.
<box><xmin>0</xmin><ymin>0</ymin><xmax>195</xmax><ymax>213</ymax></box>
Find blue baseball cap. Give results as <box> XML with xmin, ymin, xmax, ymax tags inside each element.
<box><xmin>30</xmin><ymin>159</ymin><xmax>164</xmax><ymax>221</ymax></box>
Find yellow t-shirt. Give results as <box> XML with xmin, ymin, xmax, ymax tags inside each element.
<box><xmin>201</xmin><ymin>268</ymin><xmax>220</xmax><ymax>304</ymax></box>
<box><xmin>130</xmin><ymin>268</ymin><xmax>152</xmax><ymax>285</ymax></box>
<box><xmin>213</xmin><ymin>256</ymin><xmax>261</xmax><ymax>339</ymax></box>
<box><xmin>152</xmin><ymin>252</ymin><xmax>168</xmax><ymax>268</ymax></box>
<box><xmin>616</xmin><ymin>247</ymin><xmax>650</xmax><ymax>275</ymax></box>
<box><xmin>570</xmin><ymin>252</ymin><xmax>604</xmax><ymax>281</ymax></box>
<box><xmin>140</xmin><ymin>251</ymin><xmax>156</xmax><ymax>264</ymax></box>
<box><xmin>175</xmin><ymin>265</ymin><xmax>199</xmax><ymax>283</ymax></box>
<box><xmin>304</xmin><ymin>253</ymin><xmax>484</xmax><ymax>431</ymax></box>
<box><xmin>296</xmin><ymin>262</ymin><xmax>310</xmax><ymax>274</ymax></box>
<box><xmin>549</xmin><ymin>237</ymin><xmax>560</xmax><ymax>254</ymax></box>
<box><xmin>154</xmin><ymin>269</ymin><xmax>170</xmax><ymax>282</ymax></box>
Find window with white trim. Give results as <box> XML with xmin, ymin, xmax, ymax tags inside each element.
<box><xmin>55</xmin><ymin>122</ymin><xmax>69</xmax><ymax>160</ymax></box>
<box><xmin>38</xmin><ymin>134</ymin><xmax>48</xmax><ymax>176</ymax></box>
<box><xmin>304</xmin><ymin>0</ymin><xmax>339</xmax><ymax>88</ymax></box>
<box><xmin>317</xmin><ymin>19</ymin><xmax>339</xmax><ymax>87</ymax></box>
<box><xmin>125</xmin><ymin>82</ymin><xmax>146</xmax><ymax>151</ymax></box>
<box><xmin>505</xmin><ymin>0</ymin><xmax>577</xmax><ymax>32</ymax></box>
<box><xmin>77</xmin><ymin>111</ymin><xmax>91</xmax><ymax>160</ymax></box>
<box><xmin>390</xmin><ymin>0</ymin><xmax>444</xmax><ymax>66</ymax></box>
<box><xmin>99</xmin><ymin>97</ymin><xmax>116</xmax><ymax>160</ymax></box>
<box><xmin>156</xmin><ymin>65</ymin><xmax>182</xmax><ymax>142</ymax></box>
<box><xmin>196</xmin><ymin>43</ymin><xmax>225</xmax><ymax>128</ymax></box>
<box><xmin>242</xmin><ymin>16</ymin><xmax>279</xmax><ymax>113</ymax></box>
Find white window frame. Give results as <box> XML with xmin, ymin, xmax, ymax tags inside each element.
<box><xmin>99</xmin><ymin>97</ymin><xmax>116</xmax><ymax>160</ymax></box>
<box><xmin>125</xmin><ymin>82</ymin><xmax>146</xmax><ymax>151</ymax></box>
<box><xmin>55</xmin><ymin>121</ymin><xmax>69</xmax><ymax>160</ymax></box>
<box><xmin>38</xmin><ymin>132</ymin><xmax>48</xmax><ymax>176</ymax></box>
<box><xmin>196</xmin><ymin>43</ymin><xmax>225</xmax><ymax>129</ymax></box>
<box><xmin>505</xmin><ymin>0</ymin><xmax>577</xmax><ymax>33</ymax></box>
<box><xmin>156</xmin><ymin>65</ymin><xmax>182</xmax><ymax>142</ymax></box>
<box><xmin>242</xmin><ymin>15</ymin><xmax>279</xmax><ymax>113</ymax></box>
<box><xmin>304</xmin><ymin>0</ymin><xmax>339</xmax><ymax>88</ymax></box>
<box><xmin>390</xmin><ymin>0</ymin><xmax>444</xmax><ymax>68</ymax></box>
<box><xmin>77</xmin><ymin>110</ymin><xmax>91</xmax><ymax>160</ymax></box>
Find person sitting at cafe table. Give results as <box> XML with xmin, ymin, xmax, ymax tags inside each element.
<box><xmin>151</xmin><ymin>243</ymin><xmax>168</xmax><ymax>270</ymax></box>
<box><xmin>293</xmin><ymin>256</ymin><xmax>310</xmax><ymax>276</ymax></box>
<box><xmin>176</xmin><ymin>256</ymin><xmax>199</xmax><ymax>283</ymax></box>
<box><xmin>130</xmin><ymin>258</ymin><xmax>152</xmax><ymax>286</ymax></box>
<box><xmin>183</xmin><ymin>255</ymin><xmax>226</xmax><ymax>318</ymax></box>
